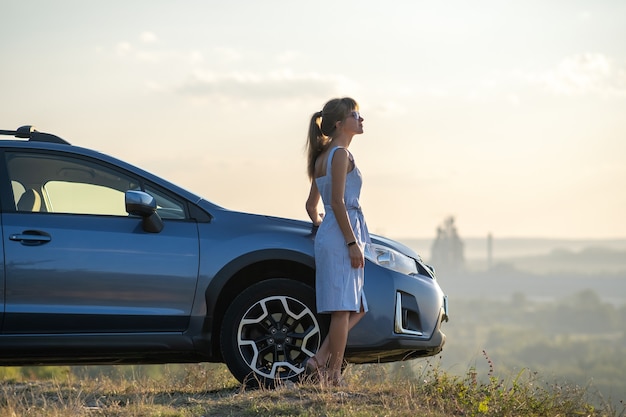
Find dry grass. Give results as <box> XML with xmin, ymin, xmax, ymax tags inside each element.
<box><xmin>0</xmin><ymin>357</ymin><xmax>623</xmax><ymax>417</ymax></box>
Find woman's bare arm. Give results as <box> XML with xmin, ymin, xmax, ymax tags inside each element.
<box><xmin>305</xmin><ymin>180</ymin><xmax>323</xmax><ymax>226</ymax></box>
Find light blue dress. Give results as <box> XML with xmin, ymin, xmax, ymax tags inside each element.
<box><xmin>314</xmin><ymin>146</ymin><xmax>370</xmax><ymax>314</ymax></box>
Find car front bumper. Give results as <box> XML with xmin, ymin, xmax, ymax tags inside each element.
<box><xmin>344</xmin><ymin>263</ymin><xmax>448</xmax><ymax>364</ymax></box>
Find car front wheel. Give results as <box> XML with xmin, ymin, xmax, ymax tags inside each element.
<box><xmin>220</xmin><ymin>278</ymin><xmax>325</xmax><ymax>387</ymax></box>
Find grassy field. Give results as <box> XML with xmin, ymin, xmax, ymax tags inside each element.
<box><xmin>1</xmin><ymin>358</ymin><xmax>622</xmax><ymax>417</ymax></box>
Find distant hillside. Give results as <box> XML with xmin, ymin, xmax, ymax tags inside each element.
<box><xmin>398</xmin><ymin>237</ymin><xmax>626</xmax><ymax>303</ymax></box>
<box><xmin>399</xmin><ymin>237</ymin><xmax>626</xmax><ymax>263</ymax></box>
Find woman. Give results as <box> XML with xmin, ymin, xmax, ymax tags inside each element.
<box><xmin>304</xmin><ymin>97</ymin><xmax>369</xmax><ymax>385</ymax></box>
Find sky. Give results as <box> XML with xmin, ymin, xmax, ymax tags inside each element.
<box><xmin>2</xmin><ymin>0</ymin><xmax>625</xmax><ymax>240</ymax></box>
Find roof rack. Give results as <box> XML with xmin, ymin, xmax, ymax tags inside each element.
<box><xmin>0</xmin><ymin>125</ymin><xmax>71</xmax><ymax>145</ymax></box>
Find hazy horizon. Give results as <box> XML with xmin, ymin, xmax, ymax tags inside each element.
<box><xmin>397</xmin><ymin>235</ymin><xmax>626</xmax><ymax>262</ymax></box>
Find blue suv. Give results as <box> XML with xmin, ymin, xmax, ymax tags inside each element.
<box><xmin>0</xmin><ymin>126</ymin><xmax>448</xmax><ymax>386</ymax></box>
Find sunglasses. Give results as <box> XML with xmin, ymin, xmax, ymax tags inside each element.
<box><xmin>349</xmin><ymin>111</ymin><xmax>362</xmax><ymax>120</ymax></box>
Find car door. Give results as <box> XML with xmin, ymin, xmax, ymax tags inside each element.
<box><xmin>0</xmin><ymin>150</ymin><xmax>199</xmax><ymax>334</ymax></box>
<box><xmin>0</xmin><ymin>215</ymin><xmax>4</xmax><ymax>330</ymax></box>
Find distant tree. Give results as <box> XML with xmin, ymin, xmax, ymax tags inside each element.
<box><xmin>511</xmin><ymin>292</ymin><xmax>527</xmax><ymax>308</ymax></box>
<box><xmin>430</xmin><ymin>216</ymin><xmax>465</xmax><ymax>274</ymax></box>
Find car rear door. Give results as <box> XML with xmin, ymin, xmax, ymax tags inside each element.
<box><xmin>0</xmin><ymin>150</ymin><xmax>200</xmax><ymax>334</ymax></box>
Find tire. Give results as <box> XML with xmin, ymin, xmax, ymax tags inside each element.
<box><xmin>220</xmin><ymin>278</ymin><xmax>326</xmax><ymax>387</ymax></box>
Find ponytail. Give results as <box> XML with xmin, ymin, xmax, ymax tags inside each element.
<box><xmin>306</xmin><ymin>111</ymin><xmax>328</xmax><ymax>180</ymax></box>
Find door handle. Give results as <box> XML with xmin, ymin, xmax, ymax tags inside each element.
<box><xmin>9</xmin><ymin>230</ymin><xmax>52</xmax><ymax>245</ymax></box>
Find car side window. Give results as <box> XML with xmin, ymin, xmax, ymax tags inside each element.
<box><xmin>7</xmin><ymin>152</ymin><xmax>140</xmax><ymax>216</ymax></box>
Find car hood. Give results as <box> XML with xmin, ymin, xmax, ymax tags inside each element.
<box><xmin>200</xmin><ymin>203</ymin><xmax>425</xmax><ymax>261</ymax></box>
<box><xmin>261</xmin><ymin>214</ymin><xmax>424</xmax><ymax>260</ymax></box>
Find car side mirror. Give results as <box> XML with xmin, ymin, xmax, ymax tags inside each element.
<box><xmin>125</xmin><ymin>190</ymin><xmax>164</xmax><ymax>233</ymax></box>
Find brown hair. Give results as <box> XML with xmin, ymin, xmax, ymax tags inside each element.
<box><xmin>305</xmin><ymin>97</ymin><xmax>358</xmax><ymax>180</ymax></box>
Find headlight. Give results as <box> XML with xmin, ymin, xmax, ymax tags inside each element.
<box><xmin>365</xmin><ymin>243</ymin><xmax>418</xmax><ymax>276</ymax></box>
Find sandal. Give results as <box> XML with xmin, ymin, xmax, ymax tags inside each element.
<box><xmin>300</xmin><ymin>356</ymin><xmax>322</xmax><ymax>382</ymax></box>
<box><xmin>331</xmin><ymin>376</ymin><xmax>348</xmax><ymax>388</ymax></box>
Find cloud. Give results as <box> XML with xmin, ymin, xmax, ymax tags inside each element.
<box><xmin>276</xmin><ymin>50</ymin><xmax>303</xmax><ymax>64</ymax></box>
<box><xmin>140</xmin><ymin>31</ymin><xmax>158</xmax><ymax>43</ymax></box>
<box><xmin>114</xmin><ymin>32</ymin><xmax>157</xmax><ymax>59</ymax></box>
<box><xmin>113</xmin><ymin>40</ymin><xmax>243</xmax><ymax>67</ymax></box>
<box><xmin>214</xmin><ymin>47</ymin><xmax>242</xmax><ymax>62</ymax></box>
<box><xmin>189</xmin><ymin>50</ymin><xmax>204</xmax><ymax>64</ymax></box>
<box><xmin>533</xmin><ymin>53</ymin><xmax>626</xmax><ymax>97</ymax></box>
<box><xmin>108</xmin><ymin>36</ymin><xmax>358</xmax><ymax>101</ymax></box>
<box><xmin>371</xmin><ymin>101</ymin><xmax>408</xmax><ymax>117</ymax></box>
<box><xmin>177</xmin><ymin>70</ymin><xmax>349</xmax><ymax>100</ymax></box>
<box><xmin>463</xmin><ymin>54</ymin><xmax>626</xmax><ymax>102</ymax></box>
<box><xmin>113</xmin><ymin>41</ymin><xmax>195</xmax><ymax>65</ymax></box>
<box><xmin>115</xmin><ymin>41</ymin><xmax>132</xmax><ymax>57</ymax></box>
<box><xmin>507</xmin><ymin>94</ymin><xmax>521</xmax><ymax>106</ymax></box>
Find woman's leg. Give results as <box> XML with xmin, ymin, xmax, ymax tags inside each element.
<box><xmin>326</xmin><ymin>310</ymin><xmax>350</xmax><ymax>381</ymax></box>
<box><xmin>314</xmin><ymin>308</ymin><xmax>365</xmax><ymax>364</ymax></box>
<box><xmin>312</xmin><ymin>307</ymin><xmax>366</xmax><ymax>382</ymax></box>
